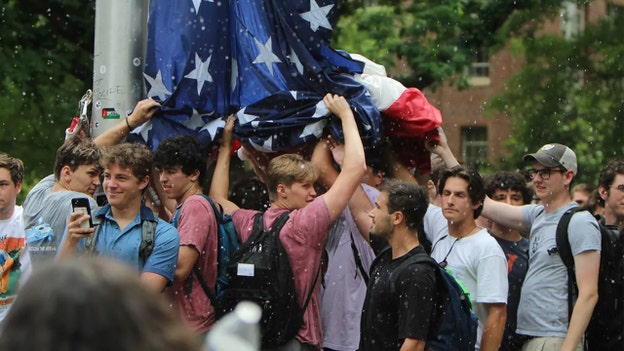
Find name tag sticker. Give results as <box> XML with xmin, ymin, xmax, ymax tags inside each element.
<box><xmin>237</xmin><ymin>263</ymin><xmax>255</xmax><ymax>277</ymax></box>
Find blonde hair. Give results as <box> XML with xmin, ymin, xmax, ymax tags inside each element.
<box><xmin>265</xmin><ymin>154</ymin><xmax>320</xmax><ymax>202</ymax></box>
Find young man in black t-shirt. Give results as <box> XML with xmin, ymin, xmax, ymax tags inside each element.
<box><xmin>360</xmin><ymin>180</ymin><xmax>437</xmax><ymax>351</ymax></box>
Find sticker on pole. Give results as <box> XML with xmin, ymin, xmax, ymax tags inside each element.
<box><xmin>102</xmin><ymin>108</ymin><xmax>120</xmax><ymax>119</ymax></box>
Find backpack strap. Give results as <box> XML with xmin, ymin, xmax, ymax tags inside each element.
<box><xmin>387</xmin><ymin>251</ymin><xmax>447</xmax><ymax>341</ymax></box>
<box><xmin>555</xmin><ymin>206</ymin><xmax>586</xmax><ymax>322</ymax></box>
<box><xmin>349</xmin><ymin>231</ymin><xmax>370</xmax><ymax>285</ymax></box>
<box><xmin>176</xmin><ymin>194</ymin><xmax>220</xmax><ymax>305</ymax></box>
<box><xmin>85</xmin><ymin>221</ymin><xmax>102</xmax><ymax>255</ymax></box>
<box><xmin>303</xmin><ymin>263</ymin><xmax>322</xmax><ymax>313</ymax></box>
<box><xmin>85</xmin><ymin>210</ymin><xmax>156</xmax><ymax>264</ymax></box>
<box><xmin>139</xmin><ymin>219</ymin><xmax>157</xmax><ymax>264</ymax></box>
<box><xmin>248</xmin><ymin>211</ymin><xmax>290</xmax><ymax>243</ymax></box>
<box><xmin>201</xmin><ymin>194</ymin><xmax>225</xmax><ymax>224</ymax></box>
<box><xmin>249</xmin><ymin>211</ymin><xmax>320</xmax><ymax>312</ymax></box>
<box><xmin>388</xmin><ymin>252</ymin><xmax>438</xmax><ymax>292</ymax></box>
<box><xmin>193</xmin><ymin>265</ymin><xmax>216</xmax><ymax>306</ymax></box>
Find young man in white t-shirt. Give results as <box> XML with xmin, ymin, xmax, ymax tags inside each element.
<box><xmin>0</xmin><ymin>154</ymin><xmax>31</xmax><ymax>322</ymax></box>
<box><xmin>431</xmin><ymin>166</ymin><xmax>507</xmax><ymax>351</ymax></box>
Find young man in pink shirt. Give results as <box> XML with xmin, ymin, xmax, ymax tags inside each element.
<box><xmin>211</xmin><ymin>93</ymin><xmax>366</xmax><ymax>350</ymax></box>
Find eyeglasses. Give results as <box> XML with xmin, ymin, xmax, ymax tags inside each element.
<box><xmin>528</xmin><ymin>168</ymin><xmax>565</xmax><ymax>180</ymax></box>
<box><xmin>611</xmin><ymin>184</ymin><xmax>624</xmax><ymax>193</ymax></box>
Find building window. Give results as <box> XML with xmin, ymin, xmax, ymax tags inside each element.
<box><xmin>607</xmin><ymin>4</ymin><xmax>624</xmax><ymax>18</ymax></box>
<box><xmin>560</xmin><ymin>1</ymin><xmax>584</xmax><ymax>40</ymax></box>
<box><xmin>467</xmin><ymin>47</ymin><xmax>490</xmax><ymax>86</ymax></box>
<box><xmin>461</xmin><ymin>126</ymin><xmax>488</xmax><ymax>169</ymax></box>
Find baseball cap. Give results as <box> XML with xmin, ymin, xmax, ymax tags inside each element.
<box><xmin>523</xmin><ymin>143</ymin><xmax>577</xmax><ymax>174</ymax></box>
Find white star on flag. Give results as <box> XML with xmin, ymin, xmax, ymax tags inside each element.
<box><xmin>143</xmin><ymin>70</ymin><xmax>172</xmax><ymax>100</ymax></box>
<box><xmin>231</xmin><ymin>58</ymin><xmax>239</xmax><ymax>92</ymax></box>
<box><xmin>133</xmin><ymin>120</ymin><xmax>153</xmax><ymax>142</ymax></box>
<box><xmin>237</xmin><ymin>108</ymin><xmax>259</xmax><ymax>125</ymax></box>
<box><xmin>314</xmin><ymin>99</ymin><xmax>330</xmax><ymax>117</ymax></box>
<box><xmin>200</xmin><ymin>116</ymin><xmax>225</xmax><ymax>141</ymax></box>
<box><xmin>299</xmin><ymin>0</ymin><xmax>334</xmax><ymax>32</ymax></box>
<box><xmin>185</xmin><ymin>53</ymin><xmax>214</xmax><ymax>95</ymax></box>
<box><xmin>250</xmin><ymin>136</ymin><xmax>274</xmax><ymax>152</ymax></box>
<box><xmin>299</xmin><ymin>120</ymin><xmax>327</xmax><ymax>139</ymax></box>
<box><xmin>252</xmin><ymin>37</ymin><xmax>282</xmax><ymax>75</ymax></box>
<box><xmin>289</xmin><ymin>48</ymin><xmax>304</xmax><ymax>75</ymax></box>
<box><xmin>183</xmin><ymin>109</ymin><xmax>208</xmax><ymax>130</ymax></box>
<box><xmin>192</xmin><ymin>0</ymin><xmax>214</xmax><ymax>13</ymax></box>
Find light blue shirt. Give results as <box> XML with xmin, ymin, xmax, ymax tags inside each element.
<box><xmin>63</xmin><ymin>204</ymin><xmax>179</xmax><ymax>282</ymax></box>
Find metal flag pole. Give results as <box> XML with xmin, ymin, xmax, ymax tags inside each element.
<box><xmin>90</xmin><ymin>0</ymin><xmax>149</xmax><ymax>138</ymax></box>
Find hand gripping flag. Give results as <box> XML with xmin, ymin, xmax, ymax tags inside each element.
<box><xmin>137</xmin><ymin>0</ymin><xmax>382</xmax><ymax>154</ymax></box>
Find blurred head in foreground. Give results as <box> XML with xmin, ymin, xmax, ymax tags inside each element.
<box><xmin>0</xmin><ymin>256</ymin><xmax>200</xmax><ymax>351</ymax></box>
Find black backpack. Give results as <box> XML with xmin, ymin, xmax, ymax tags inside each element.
<box><xmin>556</xmin><ymin>207</ymin><xmax>624</xmax><ymax>351</ymax></box>
<box><xmin>387</xmin><ymin>250</ymin><xmax>477</xmax><ymax>351</ymax></box>
<box><xmin>216</xmin><ymin>212</ymin><xmax>319</xmax><ymax>347</ymax></box>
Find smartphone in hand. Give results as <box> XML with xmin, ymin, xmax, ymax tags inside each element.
<box><xmin>71</xmin><ymin>198</ymin><xmax>93</xmax><ymax>228</ymax></box>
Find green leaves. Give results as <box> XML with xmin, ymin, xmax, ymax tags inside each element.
<box><xmin>490</xmin><ymin>9</ymin><xmax>624</xmax><ymax>182</ymax></box>
<box><xmin>0</xmin><ymin>0</ymin><xmax>94</xmax><ymax>179</ymax></box>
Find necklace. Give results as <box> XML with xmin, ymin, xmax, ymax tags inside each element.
<box><xmin>433</xmin><ymin>225</ymin><xmax>478</xmax><ymax>268</ymax></box>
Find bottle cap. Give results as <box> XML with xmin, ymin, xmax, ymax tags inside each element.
<box><xmin>235</xmin><ymin>301</ymin><xmax>262</xmax><ymax>324</ymax></box>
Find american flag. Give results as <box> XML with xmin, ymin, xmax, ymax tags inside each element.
<box><xmin>135</xmin><ymin>0</ymin><xmax>382</xmax><ymax>153</ymax></box>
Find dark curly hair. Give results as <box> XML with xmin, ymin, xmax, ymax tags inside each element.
<box><xmin>153</xmin><ymin>135</ymin><xmax>208</xmax><ymax>186</ymax></box>
<box><xmin>484</xmin><ymin>171</ymin><xmax>533</xmax><ymax>205</ymax></box>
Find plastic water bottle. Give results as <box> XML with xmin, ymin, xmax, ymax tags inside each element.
<box><xmin>205</xmin><ymin>301</ymin><xmax>262</xmax><ymax>351</ymax></box>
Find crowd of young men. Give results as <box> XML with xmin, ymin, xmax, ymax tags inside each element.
<box><xmin>1</xmin><ymin>93</ymin><xmax>622</xmax><ymax>351</ymax></box>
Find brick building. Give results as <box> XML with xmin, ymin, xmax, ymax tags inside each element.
<box><xmin>423</xmin><ymin>0</ymin><xmax>623</xmax><ymax>171</ymax></box>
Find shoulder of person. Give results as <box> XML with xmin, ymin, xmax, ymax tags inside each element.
<box><xmin>182</xmin><ymin>194</ymin><xmax>214</xmax><ymax>211</ymax></box>
<box><xmin>567</xmin><ymin>208</ymin><xmax>600</xmax><ymax>232</ymax></box>
<box><xmin>155</xmin><ymin>217</ymin><xmax>177</xmax><ymax>231</ymax></box>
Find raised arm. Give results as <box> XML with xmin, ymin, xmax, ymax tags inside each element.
<box><xmin>311</xmin><ymin>138</ymin><xmax>373</xmax><ymax>241</ymax></box>
<box><xmin>208</xmin><ymin>115</ymin><xmax>240</xmax><ymax>215</ymax></box>
<box><xmin>425</xmin><ymin>127</ymin><xmax>460</xmax><ymax>169</ymax></box>
<box><xmin>94</xmin><ymin>99</ymin><xmax>161</xmax><ymax>147</ymax></box>
<box><xmin>321</xmin><ymin>94</ymin><xmax>367</xmax><ymax>222</ymax></box>
<box><xmin>481</xmin><ymin>197</ymin><xmax>528</xmax><ymax>232</ymax></box>
<box><xmin>385</xmin><ymin>144</ymin><xmax>420</xmax><ymax>184</ymax></box>
<box><xmin>147</xmin><ymin>168</ymin><xmax>176</xmax><ymax>219</ymax></box>
<box><xmin>238</xmin><ymin>145</ymin><xmax>270</xmax><ymax>184</ymax></box>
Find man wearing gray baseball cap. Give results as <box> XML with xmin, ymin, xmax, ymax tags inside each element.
<box><xmin>523</xmin><ymin>143</ymin><xmax>578</xmax><ymax>175</ymax></box>
<box><xmin>481</xmin><ymin>143</ymin><xmax>600</xmax><ymax>351</ymax></box>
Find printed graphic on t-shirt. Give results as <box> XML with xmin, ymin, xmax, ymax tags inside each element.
<box><xmin>0</xmin><ymin>235</ymin><xmax>26</xmax><ymax>301</ymax></box>
<box><xmin>25</xmin><ymin>218</ymin><xmax>55</xmax><ymax>252</ymax></box>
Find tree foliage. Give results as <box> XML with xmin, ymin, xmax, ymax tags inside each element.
<box><xmin>1</xmin><ymin>0</ymin><xmax>620</xmax><ymax>193</ymax></box>
<box><xmin>489</xmin><ymin>6</ymin><xmax>624</xmax><ymax>184</ymax></box>
<box><xmin>333</xmin><ymin>0</ymin><xmax>567</xmax><ymax>90</ymax></box>
<box><xmin>0</xmin><ymin>0</ymin><xmax>94</xmax><ymax>184</ymax></box>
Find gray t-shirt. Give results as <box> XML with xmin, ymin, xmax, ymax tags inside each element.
<box><xmin>516</xmin><ymin>202</ymin><xmax>601</xmax><ymax>338</ymax></box>
<box><xmin>23</xmin><ymin>175</ymin><xmax>99</xmax><ymax>268</ymax></box>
